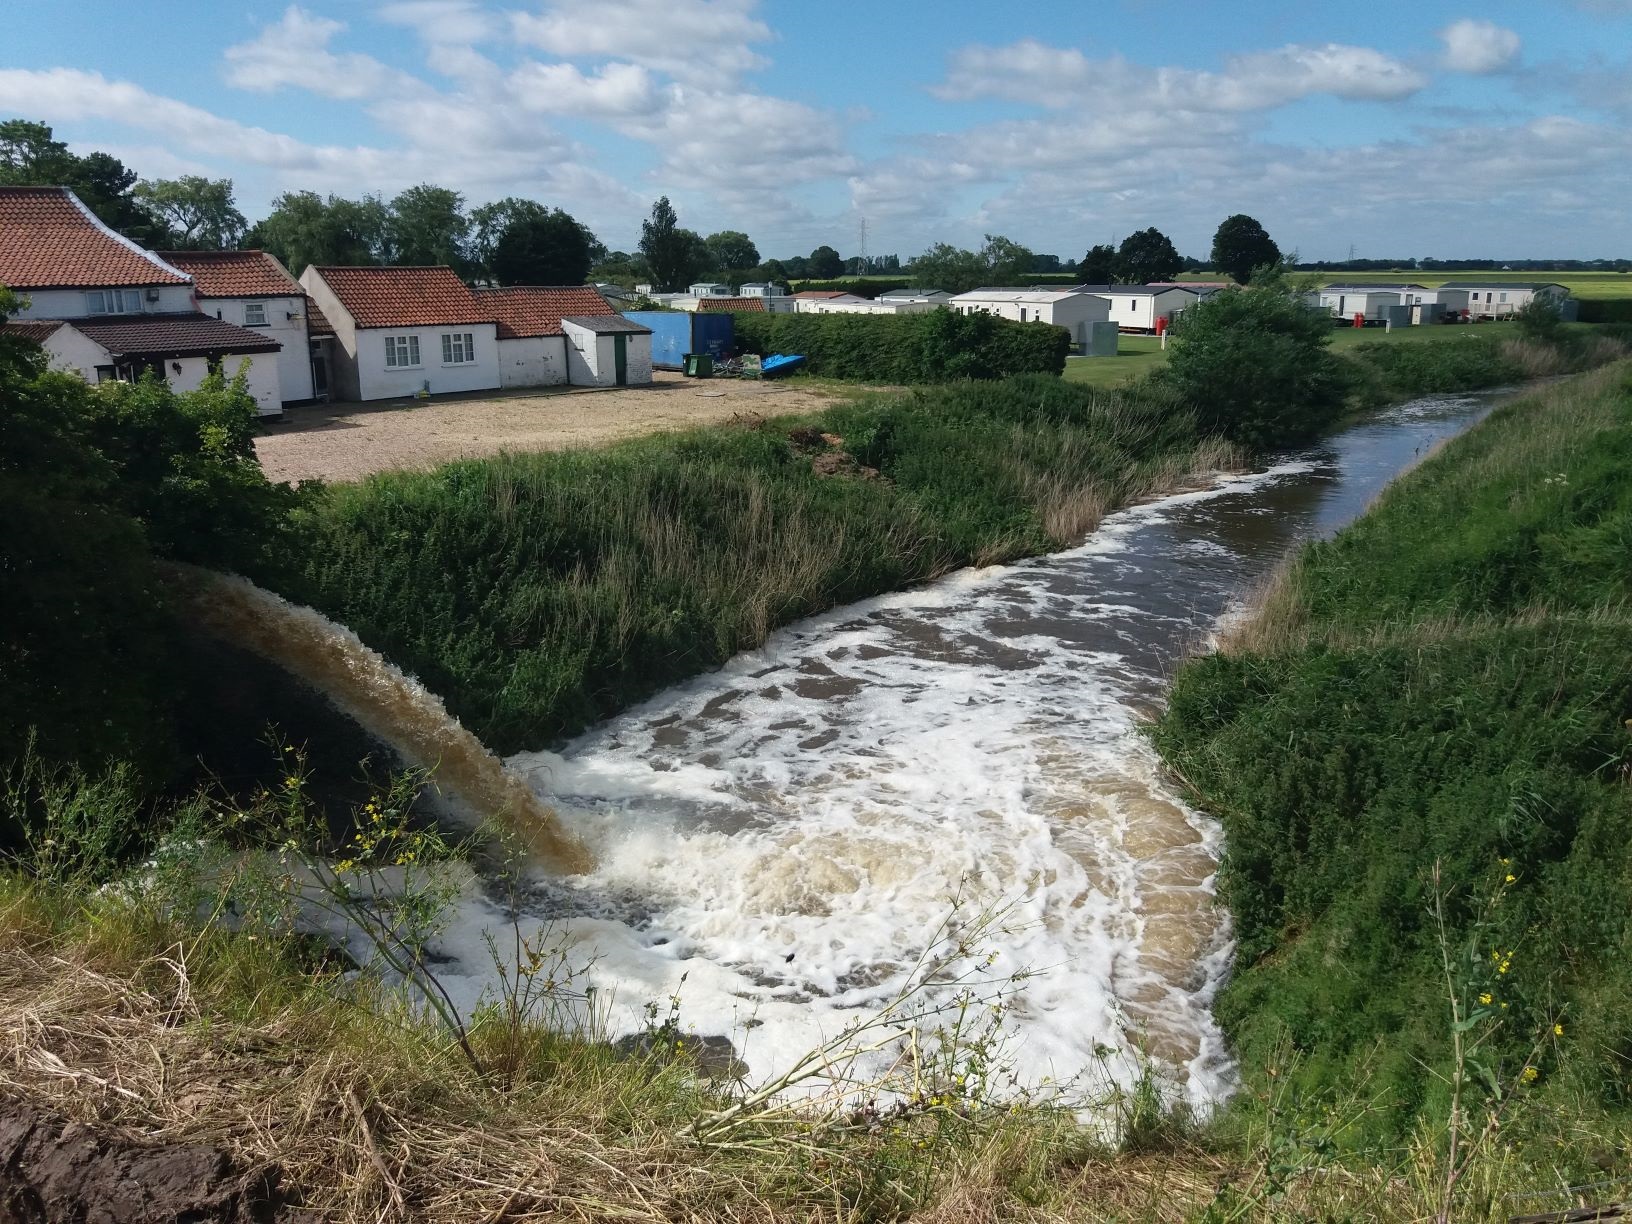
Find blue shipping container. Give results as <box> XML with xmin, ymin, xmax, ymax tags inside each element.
<box><xmin>624</xmin><ymin>312</ymin><xmax>734</xmax><ymax>369</ymax></box>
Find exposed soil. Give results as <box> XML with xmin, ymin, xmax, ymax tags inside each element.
<box><xmin>255</xmin><ymin>371</ymin><xmax>860</xmax><ymax>485</ymax></box>
<box><xmin>0</xmin><ymin>1099</ymin><xmax>287</xmax><ymax>1223</ymax></box>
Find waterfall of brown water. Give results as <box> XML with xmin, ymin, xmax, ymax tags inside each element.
<box><xmin>169</xmin><ymin>567</ymin><xmax>591</xmax><ymax>874</ymax></box>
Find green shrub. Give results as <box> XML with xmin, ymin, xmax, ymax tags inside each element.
<box><xmin>730</xmin><ymin>308</ymin><xmax>1070</xmax><ymax>383</ymax></box>
<box><xmin>1153</xmin><ymin>283</ymin><xmax>1348</xmax><ymax>447</ymax></box>
<box><xmin>1576</xmin><ymin>298</ymin><xmax>1632</xmax><ymax>324</ymax></box>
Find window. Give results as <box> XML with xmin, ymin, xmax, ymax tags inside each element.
<box><xmin>1130</xmin><ymin>299</ymin><xmax>1137</xmax><ymax>310</ymax></box>
<box><xmin>93</xmin><ymin>365</ymin><xmax>117</xmax><ymax>383</ymax></box>
<box><xmin>441</xmin><ymin>332</ymin><xmax>476</xmax><ymax>364</ymax></box>
<box><xmin>384</xmin><ymin>335</ymin><xmax>421</xmax><ymax>368</ymax></box>
<box><xmin>1499</xmin><ymin>293</ymin><xmax>1508</xmax><ymax>303</ymax></box>
<box><xmin>243</xmin><ymin>301</ymin><xmax>267</xmax><ymax>326</ymax></box>
<box><xmin>86</xmin><ymin>289</ymin><xmax>142</xmax><ymax>314</ymax></box>
<box><xmin>1019</xmin><ymin>308</ymin><xmax>1027</xmax><ymax>322</ymax></box>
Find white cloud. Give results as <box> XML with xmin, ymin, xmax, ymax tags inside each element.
<box><xmin>222</xmin><ymin>6</ymin><xmax>401</xmax><ymax>100</ymax></box>
<box><xmin>509</xmin><ymin>61</ymin><xmax>662</xmax><ymax>118</ymax></box>
<box><xmin>510</xmin><ymin>0</ymin><xmax>771</xmax><ymax>85</ymax></box>
<box><xmin>936</xmin><ymin>38</ymin><xmax>1426</xmax><ymax>114</ymax></box>
<box><xmin>1440</xmin><ymin>20</ymin><xmax>1522</xmax><ymax>74</ymax></box>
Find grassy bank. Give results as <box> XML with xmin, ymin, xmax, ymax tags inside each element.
<box><xmin>284</xmin><ymin>376</ymin><xmax>1234</xmax><ymax>753</ymax></box>
<box><xmin>1153</xmin><ymin>363</ymin><xmax>1632</xmax><ymax>1209</ymax></box>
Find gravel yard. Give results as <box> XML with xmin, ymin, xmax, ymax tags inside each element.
<box><xmin>255</xmin><ymin>372</ymin><xmax>857</xmax><ymax>484</ymax></box>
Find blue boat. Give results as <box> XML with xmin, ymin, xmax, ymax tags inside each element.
<box><xmin>761</xmin><ymin>354</ymin><xmax>806</xmax><ymax>378</ymax></box>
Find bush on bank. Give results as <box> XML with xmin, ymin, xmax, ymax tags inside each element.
<box><xmin>1153</xmin><ymin>363</ymin><xmax>1632</xmax><ymax>1147</ymax></box>
<box><xmin>729</xmin><ymin>307</ymin><xmax>1071</xmax><ymax>382</ymax></box>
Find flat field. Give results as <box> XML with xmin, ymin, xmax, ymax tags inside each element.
<box><xmin>1062</xmin><ymin>318</ymin><xmax>1538</xmax><ymax>388</ymax></box>
<box><xmin>1176</xmin><ymin>269</ymin><xmax>1632</xmax><ymax>297</ymax></box>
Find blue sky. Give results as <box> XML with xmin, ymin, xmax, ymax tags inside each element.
<box><xmin>3</xmin><ymin>0</ymin><xmax>1631</xmax><ymax>261</ymax></box>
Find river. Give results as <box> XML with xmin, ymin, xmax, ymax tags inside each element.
<box><xmin>416</xmin><ymin>388</ymin><xmax>1502</xmax><ymax>1112</ymax></box>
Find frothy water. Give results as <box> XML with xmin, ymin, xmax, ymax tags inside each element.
<box><xmin>172</xmin><ymin>568</ymin><xmax>591</xmax><ymax>872</ymax></box>
<box><xmin>249</xmin><ymin>391</ymin><xmax>1504</xmax><ymax>1114</ymax></box>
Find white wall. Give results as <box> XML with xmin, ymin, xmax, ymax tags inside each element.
<box><xmin>1086</xmin><ymin>289</ymin><xmax>1195</xmax><ymax>332</ymax></box>
<box><xmin>625</xmin><ymin>334</ymin><xmax>653</xmax><ymax>384</ymax></box>
<box><xmin>298</xmin><ymin>270</ymin><xmax>361</xmax><ymax>401</ymax></box>
<box><xmin>562</xmin><ymin>321</ymin><xmax>651</xmax><ymax>386</ymax></box>
<box><xmin>351</xmin><ymin>325</ymin><xmax>500</xmax><ymax>401</ymax></box>
<box><xmin>167</xmin><ymin>353</ymin><xmax>282</xmax><ymax>415</ymax></box>
<box><xmin>497</xmin><ymin>335</ymin><xmax>569</xmax><ymax>388</ymax></box>
<box><xmin>199</xmin><ymin>293</ymin><xmax>314</xmax><ymax>402</ymax></box>
<box><xmin>803</xmin><ymin>299</ymin><xmax>934</xmax><ymax>315</ymax></box>
<box><xmin>16</xmin><ymin>284</ymin><xmax>195</xmax><ymax>319</ymax></box>
<box><xmin>39</xmin><ymin>325</ymin><xmax>112</xmax><ymax>380</ymax></box>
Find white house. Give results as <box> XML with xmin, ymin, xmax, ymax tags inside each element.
<box><xmin>878</xmin><ymin>287</ymin><xmax>953</xmax><ymax>305</ymax></box>
<box><xmin>688</xmin><ymin>282</ymin><xmax>733</xmax><ymax>298</ymax></box>
<box><xmin>791</xmin><ymin>291</ymin><xmax>870</xmax><ymax>313</ymax></box>
<box><xmin>561</xmin><ymin>315</ymin><xmax>653</xmax><ymax>387</ymax></box>
<box><xmin>736</xmin><ymin>283</ymin><xmax>797</xmax><ymax>312</ymax></box>
<box><xmin>1075</xmin><ymin>285</ymin><xmax>1199</xmax><ymax>333</ymax></box>
<box><xmin>0</xmin><ymin>185</ymin><xmax>284</xmax><ymax>413</ymax></box>
<box><xmin>1438</xmin><ymin>281</ymin><xmax>1570</xmax><ymax>319</ymax></box>
<box><xmin>800</xmin><ymin>297</ymin><xmax>936</xmax><ymax>315</ymax></box>
<box><xmin>1322</xmin><ymin>283</ymin><xmax>1469</xmax><ymax>323</ymax></box>
<box><xmin>163</xmin><ymin>249</ymin><xmax>318</xmax><ymax>403</ymax></box>
<box><xmin>476</xmin><ymin>285</ymin><xmax>652</xmax><ymax>388</ymax></box>
<box><xmin>300</xmin><ymin>265</ymin><xmax>500</xmax><ymax>402</ymax></box>
<box><xmin>948</xmin><ymin>287</ymin><xmax>1111</xmax><ymax>348</ymax></box>
<box><xmin>1317</xmin><ymin>287</ymin><xmax>1403</xmax><ymax>320</ymax></box>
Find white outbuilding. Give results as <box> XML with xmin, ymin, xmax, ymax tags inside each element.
<box><xmin>948</xmin><ymin>287</ymin><xmax>1111</xmax><ymax>349</ymax></box>
<box><xmin>878</xmin><ymin>287</ymin><xmax>953</xmax><ymax>305</ymax></box>
<box><xmin>476</xmin><ymin>285</ymin><xmax>638</xmax><ymax>388</ymax></box>
<box><xmin>561</xmin><ymin>314</ymin><xmax>653</xmax><ymax>387</ymax></box>
<box><xmin>1075</xmin><ymin>284</ymin><xmax>1200</xmax><ymax>333</ymax></box>
<box><xmin>1438</xmin><ymin>281</ymin><xmax>1570</xmax><ymax>319</ymax></box>
<box><xmin>162</xmin><ymin>249</ymin><xmax>320</xmax><ymax>403</ymax></box>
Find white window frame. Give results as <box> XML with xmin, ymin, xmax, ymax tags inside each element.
<box><xmin>384</xmin><ymin>334</ymin><xmax>421</xmax><ymax>369</ymax></box>
<box><xmin>243</xmin><ymin>301</ymin><xmax>268</xmax><ymax>326</ymax></box>
<box><xmin>440</xmin><ymin>331</ymin><xmax>477</xmax><ymax>365</ymax></box>
<box><xmin>86</xmin><ymin>289</ymin><xmax>142</xmax><ymax>315</ymax></box>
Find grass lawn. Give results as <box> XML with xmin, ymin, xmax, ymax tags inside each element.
<box><xmin>1063</xmin><ymin>319</ymin><xmax>1551</xmax><ymax>388</ymax></box>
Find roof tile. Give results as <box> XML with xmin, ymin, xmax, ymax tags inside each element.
<box><xmin>313</xmin><ymin>265</ymin><xmax>491</xmax><ymax>329</ymax></box>
<box><xmin>68</xmin><ymin>313</ymin><xmax>282</xmax><ymax>356</ymax></box>
<box><xmin>474</xmin><ymin>285</ymin><xmax>614</xmax><ymax>338</ymax></box>
<box><xmin>160</xmin><ymin>250</ymin><xmax>300</xmax><ymax>298</ymax></box>
<box><xmin>0</xmin><ymin>186</ymin><xmax>189</xmax><ymax>289</ymax></box>
<box><xmin>695</xmin><ymin>296</ymin><xmax>766</xmax><ymax>312</ymax></box>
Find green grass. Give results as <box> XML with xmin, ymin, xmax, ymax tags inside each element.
<box><xmin>1153</xmin><ymin>363</ymin><xmax>1632</xmax><ymax>1162</ymax></box>
<box><xmin>1064</xmin><ymin>321</ymin><xmax>1596</xmax><ymax>389</ymax></box>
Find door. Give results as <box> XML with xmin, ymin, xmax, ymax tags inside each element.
<box><xmin>311</xmin><ymin>352</ymin><xmax>328</xmax><ymax>399</ymax></box>
<box><xmin>613</xmin><ymin>333</ymin><xmax>628</xmax><ymax>386</ymax></box>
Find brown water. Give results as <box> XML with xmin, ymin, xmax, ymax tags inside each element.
<box><xmin>172</xmin><ymin>568</ymin><xmax>590</xmax><ymax>873</ymax></box>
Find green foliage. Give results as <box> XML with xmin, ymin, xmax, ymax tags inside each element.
<box><xmin>908</xmin><ymin>235</ymin><xmax>1035</xmax><ymax>294</ymax></box>
<box><xmin>1154</xmin><ymin>283</ymin><xmax>1347</xmax><ymax>446</ymax></box>
<box><xmin>134</xmin><ymin>176</ymin><xmax>246</xmax><ymax>249</ymax></box>
<box><xmin>808</xmin><ymin>244</ymin><xmax>845</xmax><ymax>278</ymax></box>
<box><xmin>703</xmin><ymin>230</ymin><xmax>760</xmax><ymax>275</ymax></box>
<box><xmin>291</xmin><ymin>376</ymin><xmax>1205</xmax><ymax>753</ymax></box>
<box><xmin>1515</xmin><ymin>294</ymin><xmax>1566</xmax><ymax>342</ymax></box>
<box><xmin>639</xmin><ymin>196</ymin><xmax>708</xmax><ymax>291</ymax></box>
<box><xmin>0</xmin><ymin>303</ymin><xmax>299</xmax><ymax>793</ymax></box>
<box><xmin>1154</xmin><ymin>366</ymin><xmax>1632</xmax><ymax>1142</ymax></box>
<box><xmin>1342</xmin><ymin>334</ymin><xmax>1524</xmax><ymax>403</ymax></box>
<box><xmin>388</xmin><ymin>183</ymin><xmax>471</xmax><ymax>272</ymax></box>
<box><xmin>1577</xmin><ymin>298</ymin><xmax>1632</xmax><ymax>324</ymax></box>
<box><xmin>1114</xmin><ymin>228</ymin><xmax>1182</xmax><ymax>284</ymax></box>
<box><xmin>787</xmin><ymin>277</ymin><xmax>909</xmax><ymax>298</ymax></box>
<box><xmin>1080</xmin><ymin>244</ymin><xmax>1117</xmax><ymax>284</ymax></box>
<box><xmin>488</xmin><ymin>209</ymin><xmax>595</xmax><ymax>286</ymax></box>
<box><xmin>729</xmin><ymin>308</ymin><xmax>1070</xmax><ymax>383</ymax></box>
<box><xmin>1210</xmin><ymin>214</ymin><xmax>1281</xmax><ymax>286</ymax></box>
<box><xmin>247</xmin><ymin>189</ymin><xmax>391</xmax><ymax>273</ymax></box>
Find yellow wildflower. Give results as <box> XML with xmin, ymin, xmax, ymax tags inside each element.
<box><xmin>1554</xmin><ymin>1023</ymin><xmax>1564</xmax><ymax>1037</ymax></box>
<box><xmin>283</xmin><ymin>776</ymin><xmax>299</xmax><ymax>789</ymax></box>
<box><xmin>1521</xmin><ymin>1066</ymin><xmax>1539</xmax><ymax>1083</ymax></box>
<box><xmin>1478</xmin><ymin>992</ymin><xmax>1492</xmax><ymax>1006</ymax></box>
<box><xmin>1504</xmin><ymin>873</ymin><xmax>1516</xmax><ymax>884</ymax></box>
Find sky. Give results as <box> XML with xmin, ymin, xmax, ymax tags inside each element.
<box><xmin>3</xmin><ymin>0</ymin><xmax>1631</xmax><ymax>262</ymax></box>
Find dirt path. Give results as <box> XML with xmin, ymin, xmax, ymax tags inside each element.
<box><xmin>255</xmin><ymin>372</ymin><xmax>859</xmax><ymax>484</ymax></box>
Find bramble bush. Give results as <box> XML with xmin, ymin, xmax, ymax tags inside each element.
<box><xmin>729</xmin><ymin>307</ymin><xmax>1071</xmax><ymax>383</ymax></box>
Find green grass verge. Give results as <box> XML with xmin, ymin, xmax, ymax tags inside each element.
<box><xmin>1153</xmin><ymin>364</ymin><xmax>1632</xmax><ymax>1165</ymax></box>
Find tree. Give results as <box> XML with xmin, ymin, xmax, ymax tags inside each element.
<box><xmin>639</xmin><ymin>197</ymin><xmax>709</xmax><ymax>291</ymax></box>
<box><xmin>1211</xmin><ymin>214</ymin><xmax>1282</xmax><ymax>285</ymax></box>
<box><xmin>246</xmin><ymin>191</ymin><xmax>390</xmax><ymax>274</ymax></box>
<box><xmin>388</xmin><ymin>184</ymin><xmax>470</xmax><ymax>270</ymax></box>
<box><xmin>590</xmin><ymin>251</ymin><xmax>650</xmax><ymax>287</ymax></box>
<box><xmin>1114</xmin><ymin>228</ymin><xmax>1182</xmax><ymax>284</ymax></box>
<box><xmin>704</xmin><ymin>230</ymin><xmax>760</xmax><ymax>276</ymax></box>
<box><xmin>134</xmin><ymin>176</ymin><xmax>247</xmax><ymax>249</ymax></box>
<box><xmin>908</xmin><ymin>234</ymin><xmax>1034</xmax><ymax>294</ymax></box>
<box><xmin>1155</xmin><ymin>281</ymin><xmax>1347</xmax><ymax>448</ymax></box>
<box><xmin>490</xmin><ymin>210</ymin><xmax>596</xmax><ymax>285</ymax></box>
<box><xmin>1080</xmin><ymin>244</ymin><xmax>1117</xmax><ymax>284</ymax></box>
<box><xmin>0</xmin><ymin>120</ymin><xmax>166</xmax><ymax>245</ymax></box>
<box><xmin>471</xmin><ymin>197</ymin><xmax>548</xmax><ymax>277</ymax></box>
<box><xmin>808</xmin><ymin>244</ymin><xmax>844</xmax><ymax>278</ymax></box>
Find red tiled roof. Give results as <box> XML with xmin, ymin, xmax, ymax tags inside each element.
<box><xmin>304</xmin><ymin>298</ymin><xmax>335</xmax><ymax>337</ymax></box>
<box><xmin>0</xmin><ymin>186</ymin><xmax>189</xmax><ymax>289</ymax></box>
<box><xmin>695</xmin><ymin>296</ymin><xmax>766</xmax><ymax>312</ymax></box>
<box><xmin>791</xmin><ymin>290</ymin><xmax>853</xmax><ymax>299</ymax></box>
<box><xmin>312</xmin><ymin>265</ymin><xmax>490</xmax><ymax>329</ymax></box>
<box><xmin>159</xmin><ymin>249</ymin><xmax>300</xmax><ymax>298</ymax></box>
<box><xmin>474</xmin><ymin>285</ymin><xmax>614</xmax><ymax>339</ymax></box>
<box><xmin>69</xmin><ymin>313</ymin><xmax>281</xmax><ymax>356</ymax></box>
<box><xmin>0</xmin><ymin>319</ymin><xmax>66</xmax><ymax>344</ymax></box>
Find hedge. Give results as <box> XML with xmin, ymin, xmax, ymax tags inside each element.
<box><xmin>729</xmin><ymin>308</ymin><xmax>1072</xmax><ymax>382</ymax></box>
<box><xmin>1576</xmin><ymin>298</ymin><xmax>1632</xmax><ymax>324</ymax></box>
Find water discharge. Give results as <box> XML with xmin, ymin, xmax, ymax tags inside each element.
<box><xmin>182</xmin><ymin>388</ymin><xmax>1505</xmax><ymax>1115</ymax></box>
<box><xmin>170</xmin><ymin>568</ymin><xmax>591</xmax><ymax>873</ymax></box>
